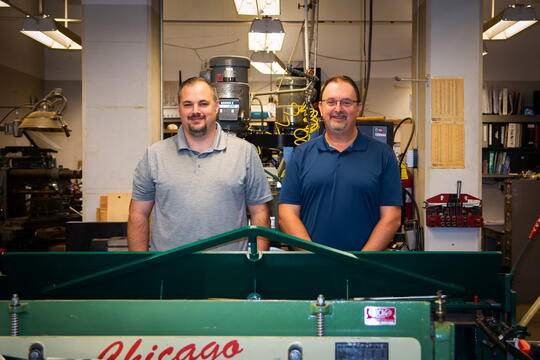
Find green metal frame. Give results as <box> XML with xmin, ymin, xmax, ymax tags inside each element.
<box><xmin>0</xmin><ymin>226</ymin><xmax>516</xmax><ymax>359</ymax></box>
<box><xmin>1</xmin><ymin>299</ymin><xmax>453</xmax><ymax>359</ymax></box>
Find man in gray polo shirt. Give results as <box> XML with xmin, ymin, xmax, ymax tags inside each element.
<box><xmin>128</xmin><ymin>77</ymin><xmax>273</xmax><ymax>251</ymax></box>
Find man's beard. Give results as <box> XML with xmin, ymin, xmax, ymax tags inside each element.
<box><xmin>327</xmin><ymin>112</ymin><xmax>347</xmax><ymax>132</ymax></box>
<box><xmin>187</xmin><ymin>114</ymin><xmax>207</xmax><ymax>137</ymax></box>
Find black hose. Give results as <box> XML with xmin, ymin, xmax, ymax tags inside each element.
<box><xmin>475</xmin><ymin>319</ymin><xmax>533</xmax><ymax>360</ymax></box>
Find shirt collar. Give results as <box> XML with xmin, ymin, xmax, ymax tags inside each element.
<box><xmin>176</xmin><ymin>123</ymin><xmax>227</xmax><ymax>153</ymax></box>
<box><xmin>317</xmin><ymin>129</ymin><xmax>368</xmax><ymax>152</ymax></box>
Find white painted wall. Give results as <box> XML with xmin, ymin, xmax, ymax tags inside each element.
<box><xmin>416</xmin><ymin>0</ymin><xmax>483</xmax><ymax>251</ymax></box>
<box><xmin>81</xmin><ymin>0</ymin><xmax>160</xmax><ymax>221</ymax></box>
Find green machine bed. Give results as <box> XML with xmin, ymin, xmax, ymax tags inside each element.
<box><xmin>0</xmin><ymin>227</ymin><xmax>526</xmax><ymax>359</ymax></box>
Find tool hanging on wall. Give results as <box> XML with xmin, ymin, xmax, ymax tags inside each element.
<box><xmin>424</xmin><ymin>180</ymin><xmax>483</xmax><ymax>227</ymax></box>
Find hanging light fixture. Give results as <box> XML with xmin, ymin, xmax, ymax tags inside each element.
<box><xmin>248</xmin><ymin>16</ymin><xmax>285</xmax><ymax>51</ymax></box>
<box><xmin>19</xmin><ymin>88</ymin><xmax>71</xmax><ymax>136</ymax></box>
<box><xmin>21</xmin><ymin>15</ymin><xmax>82</xmax><ymax>50</ymax></box>
<box><xmin>0</xmin><ymin>1</ymin><xmax>10</xmax><ymax>7</ymax></box>
<box><xmin>234</xmin><ymin>0</ymin><xmax>280</xmax><ymax>16</ymax></box>
<box><xmin>483</xmin><ymin>4</ymin><xmax>538</xmax><ymax>40</ymax></box>
<box><xmin>250</xmin><ymin>51</ymin><xmax>287</xmax><ymax>75</ymax></box>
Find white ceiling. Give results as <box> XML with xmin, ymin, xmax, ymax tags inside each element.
<box><xmin>163</xmin><ymin>0</ymin><xmax>413</xmax><ymax>83</ymax></box>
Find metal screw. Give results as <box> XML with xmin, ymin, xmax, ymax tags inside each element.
<box><xmin>316</xmin><ymin>294</ymin><xmax>325</xmax><ymax>336</ymax></box>
<box><xmin>434</xmin><ymin>290</ymin><xmax>446</xmax><ymax>322</ymax></box>
<box><xmin>10</xmin><ymin>294</ymin><xmax>20</xmax><ymax>336</ymax></box>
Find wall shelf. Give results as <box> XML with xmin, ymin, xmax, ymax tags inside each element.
<box><xmin>482</xmin><ymin>115</ymin><xmax>540</xmax><ymax>123</ymax></box>
<box><xmin>482</xmin><ymin>174</ymin><xmax>519</xmax><ymax>179</ymax></box>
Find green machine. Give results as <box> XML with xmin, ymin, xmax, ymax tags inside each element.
<box><xmin>0</xmin><ymin>227</ymin><xmax>529</xmax><ymax>359</ymax></box>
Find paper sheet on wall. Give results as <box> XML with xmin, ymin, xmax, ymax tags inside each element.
<box><xmin>431</xmin><ymin>123</ymin><xmax>464</xmax><ymax>168</ymax></box>
<box><xmin>431</xmin><ymin>78</ymin><xmax>465</xmax><ymax>168</ymax></box>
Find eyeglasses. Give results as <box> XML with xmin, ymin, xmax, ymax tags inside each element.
<box><xmin>320</xmin><ymin>98</ymin><xmax>359</xmax><ymax>108</ymax></box>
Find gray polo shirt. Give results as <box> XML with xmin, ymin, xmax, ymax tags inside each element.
<box><xmin>132</xmin><ymin>124</ymin><xmax>273</xmax><ymax>251</ymax></box>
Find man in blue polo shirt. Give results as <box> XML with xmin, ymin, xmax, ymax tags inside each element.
<box><xmin>278</xmin><ymin>75</ymin><xmax>402</xmax><ymax>251</ymax></box>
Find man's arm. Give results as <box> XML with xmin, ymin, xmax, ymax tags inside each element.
<box><xmin>278</xmin><ymin>203</ymin><xmax>312</xmax><ymax>249</ymax></box>
<box><xmin>248</xmin><ymin>203</ymin><xmax>271</xmax><ymax>251</ymax></box>
<box><xmin>361</xmin><ymin>205</ymin><xmax>401</xmax><ymax>251</ymax></box>
<box><xmin>127</xmin><ymin>199</ymin><xmax>155</xmax><ymax>251</ymax></box>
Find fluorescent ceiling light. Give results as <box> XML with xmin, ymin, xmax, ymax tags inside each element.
<box><xmin>251</xmin><ymin>51</ymin><xmax>287</xmax><ymax>74</ymax></box>
<box><xmin>0</xmin><ymin>1</ymin><xmax>10</xmax><ymax>7</ymax></box>
<box><xmin>21</xmin><ymin>16</ymin><xmax>82</xmax><ymax>50</ymax></box>
<box><xmin>234</xmin><ymin>0</ymin><xmax>280</xmax><ymax>16</ymax></box>
<box><xmin>248</xmin><ymin>17</ymin><xmax>285</xmax><ymax>51</ymax></box>
<box><xmin>483</xmin><ymin>4</ymin><xmax>538</xmax><ymax>40</ymax></box>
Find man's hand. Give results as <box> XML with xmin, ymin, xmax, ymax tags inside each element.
<box><xmin>361</xmin><ymin>205</ymin><xmax>401</xmax><ymax>251</ymax></box>
<box><xmin>278</xmin><ymin>203</ymin><xmax>312</xmax><ymax>250</ymax></box>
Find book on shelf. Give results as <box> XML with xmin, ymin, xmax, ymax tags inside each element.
<box><xmin>482</xmin><ymin>124</ymin><xmax>489</xmax><ymax>148</ymax></box>
<box><xmin>482</xmin><ymin>87</ymin><xmax>523</xmax><ymax>115</ymax></box>
<box><xmin>484</xmin><ymin>150</ymin><xmax>511</xmax><ymax>175</ymax></box>
<box><xmin>489</xmin><ymin>123</ymin><xmax>504</xmax><ymax>148</ymax></box>
<box><xmin>506</xmin><ymin>123</ymin><xmax>518</xmax><ymax>148</ymax></box>
<box><xmin>483</xmin><ymin>123</ymin><xmax>537</xmax><ymax>149</ymax></box>
<box><xmin>524</xmin><ymin>124</ymin><xmax>535</xmax><ymax>148</ymax></box>
<box><xmin>488</xmin><ymin>151</ymin><xmax>495</xmax><ymax>174</ymax></box>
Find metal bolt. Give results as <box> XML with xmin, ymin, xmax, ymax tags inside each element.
<box><xmin>288</xmin><ymin>344</ymin><xmax>303</xmax><ymax>360</ymax></box>
<box><xmin>434</xmin><ymin>290</ymin><xmax>446</xmax><ymax>322</ymax></box>
<box><xmin>10</xmin><ymin>294</ymin><xmax>20</xmax><ymax>336</ymax></box>
<box><xmin>28</xmin><ymin>343</ymin><xmax>44</xmax><ymax>360</ymax></box>
<box><xmin>289</xmin><ymin>348</ymin><xmax>302</xmax><ymax>360</ymax></box>
<box><xmin>316</xmin><ymin>294</ymin><xmax>325</xmax><ymax>336</ymax></box>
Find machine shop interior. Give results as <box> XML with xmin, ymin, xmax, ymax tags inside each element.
<box><xmin>1</xmin><ymin>0</ymin><xmax>540</xmax><ymax>359</ymax></box>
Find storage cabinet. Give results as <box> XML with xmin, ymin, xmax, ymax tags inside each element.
<box><xmin>501</xmin><ymin>179</ymin><xmax>539</xmax><ymax>304</ymax></box>
<box><xmin>481</xmin><ymin>115</ymin><xmax>540</xmax><ymax>177</ymax></box>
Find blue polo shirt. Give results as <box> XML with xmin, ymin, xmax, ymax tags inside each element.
<box><xmin>279</xmin><ymin>131</ymin><xmax>402</xmax><ymax>251</ymax></box>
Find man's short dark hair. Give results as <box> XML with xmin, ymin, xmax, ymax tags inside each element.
<box><xmin>178</xmin><ymin>77</ymin><xmax>218</xmax><ymax>102</ymax></box>
<box><xmin>320</xmin><ymin>75</ymin><xmax>361</xmax><ymax>102</ymax></box>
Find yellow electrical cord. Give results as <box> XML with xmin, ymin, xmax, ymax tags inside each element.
<box><xmin>273</xmin><ymin>101</ymin><xmax>320</xmax><ymax>144</ymax></box>
<box><xmin>291</xmin><ymin>104</ymin><xmax>320</xmax><ymax>145</ymax></box>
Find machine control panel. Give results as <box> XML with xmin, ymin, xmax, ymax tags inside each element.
<box><xmin>218</xmin><ymin>98</ymin><xmax>241</xmax><ymax>121</ymax></box>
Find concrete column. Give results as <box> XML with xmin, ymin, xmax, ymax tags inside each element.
<box><xmin>413</xmin><ymin>0</ymin><xmax>483</xmax><ymax>250</ymax></box>
<box><xmin>81</xmin><ymin>0</ymin><xmax>161</xmax><ymax>220</ymax></box>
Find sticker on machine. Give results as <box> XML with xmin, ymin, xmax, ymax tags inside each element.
<box><xmin>364</xmin><ymin>306</ymin><xmax>396</xmax><ymax>326</ymax></box>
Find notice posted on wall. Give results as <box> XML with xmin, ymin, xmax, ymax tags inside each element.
<box><xmin>431</xmin><ymin>77</ymin><xmax>465</xmax><ymax>168</ymax></box>
<box><xmin>431</xmin><ymin>123</ymin><xmax>464</xmax><ymax>168</ymax></box>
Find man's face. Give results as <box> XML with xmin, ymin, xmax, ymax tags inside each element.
<box><xmin>319</xmin><ymin>80</ymin><xmax>361</xmax><ymax>134</ymax></box>
<box><xmin>178</xmin><ymin>81</ymin><xmax>219</xmax><ymax>138</ymax></box>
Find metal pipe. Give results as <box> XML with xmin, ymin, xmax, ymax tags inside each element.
<box><xmin>1</xmin><ymin>1</ymin><xmax>34</xmax><ymax>18</ymax></box>
<box><xmin>251</xmin><ymin>85</ymin><xmax>312</xmax><ymax>98</ymax></box>
<box><xmin>313</xmin><ymin>1</ymin><xmax>319</xmax><ymax>73</ymax></box>
<box><xmin>303</xmin><ymin>0</ymin><xmax>310</xmax><ymax>71</ymax></box>
<box><xmin>9</xmin><ymin>168</ymin><xmax>82</xmax><ymax>179</ymax></box>
<box><xmin>353</xmin><ymin>294</ymin><xmax>447</xmax><ymax>301</ymax></box>
<box><xmin>518</xmin><ymin>295</ymin><xmax>540</xmax><ymax>327</ymax></box>
<box><xmin>163</xmin><ymin>19</ymin><xmax>411</xmax><ymax>25</ymax></box>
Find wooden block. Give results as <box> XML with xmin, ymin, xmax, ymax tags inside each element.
<box><xmin>99</xmin><ymin>208</ymin><xmax>107</xmax><ymax>222</ymax></box>
<box><xmin>105</xmin><ymin>193</ymin><xmax>132</xmax><ymax>222</ymax></box>
<box><xmin>100</xmin><ymin>195</ymin><xmax>108</xmax><ymax>208</ymax></box>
